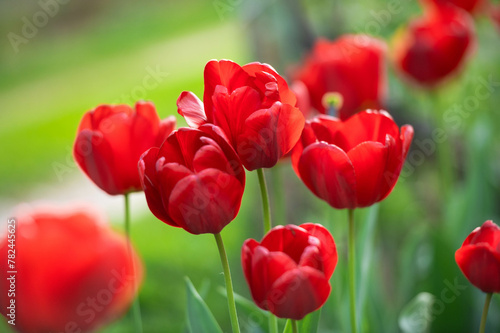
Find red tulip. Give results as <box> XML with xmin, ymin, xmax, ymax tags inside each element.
<box><xmin>74</xmin><ymin>101</ymin><xmax>176</xmax><ymax>195</ymax></box>
<box><xmin>0</xmin><ymin>204</ymin><xmax>142</xmax><ymax>333</ymax></box>
<box><xmin>422</xmin><ymin>0</ymin><xmax>484</xmax><ymax>14</ymax></box>
<box><xmin>292</xmin><ymin>35</ymin><xmax>387</xmax><ymax>120</ymax></box>
<box><xmin>138</xmin><ymin>124</ymin><xmax>245</xmax><ymax>235</ymax></box>
<box><xmin>393</xmin><ymin>4</ymin><xmax>475</xmax><ymax>87</ymax></box>
<box><xmin>292</xmin><ymin>110</ymin><xmax>413</xmax><ymax>209</ymax></box>
<box><xmin>177</xmin><ymin>59</ymin><xmax>305</xmax><ymax>171</ymax></box>
<box><xmin>491</xmin><ymin>5</ymin><xmax>500</xmax><ymax>31</ymax></box>
<box><xmin>242</xmin><ymin>223</ymin><xmax>337</xmax><ymax>320</ymax></box>
<box><xmin>455</xmin><ymin>220</ymin><xmax>500</xmax><ymax>293</ymax></box>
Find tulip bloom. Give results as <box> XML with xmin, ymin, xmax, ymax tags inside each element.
<box><xmin>455</xmin><ymin>220</ymin><xmax>500</xmax><ymax>293</ymax></box>
<box><xmin>177</xmin><ymin>59</ymin><xmax>305</xmax><ymax>171</ymax></box>
<box><xmin>0</xmin><ymin>205</ymin><xmax>142</xmax><ymax>333</ymax></box>
<box><xmin>74</xmin><ymin>101</ymin><xmax>176</xmax><ymax>195</ymax></box>
<box><xmin>293</xmin><ymin>35</ymin><xmax>387</xmax><ymax>120</ymax></box>
<box><xmin>138</xmin><ymin>125</ymin><xmax>245</xmax><ymax>235</ymax></box>
<box><xmin>423</xmin><ymin>0</ymin><xmax>484</xmax><ymax>14</ymax></box>
<box><xmin>292</xmin><ymin>110</ymin><xmax>413</xmax><ymax>209</ymax></box>
<box><xmin>393</xmin><ymin>4</ymin><xmax>475</xmax><ymax>87</ymax></box>
<box><xmin>492</xmin><ymin>5</ymin><xmax>500</xmax><ymax>31</ymax></box>
<box><xmin>242</xmin><ymin>223</ymin><xmax>337</xmax><ymax>320</ymax></box>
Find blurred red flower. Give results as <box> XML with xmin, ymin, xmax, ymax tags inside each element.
<box><xmin>177</xmin><ymin>59</ymin><xmax>305</xmax><ymax>171</ymax></box>
<box><xmin>292</xmin><ymin>35</ymin><xmax>387</xmax><ymax>120</ymax></box>
<box><xmin>422</xmin><ymin>0</ymin><xmax>484</xmax><ymax>14</ymax></box>
<box><xmin>138</xmin><ymin>124</ymin><xmax>245</xmax><ymax>235</ymax></box>
<box><xmin>242</xmin><ymin>223</ymin><xmax>337</xmax><ymax>320</ymax></box>
<box><xmin>292</xmin><ymin>110</ymin><xmax>413</xmax><ymax>209</ymax></box>
<box><xmin>393</xmin><ymin>4</ymin><xmax>475</xmax><ymax>87</ymax></box>
<box><xmin>455</xmin><ymin>220</ymin><xmax>500</xmax><ymax>293</ymax></box>
<box><xmin>0</xmin><ymin>204</ymin><xmax>142</xmax><ymax>333</ymax></box>
<box><xmin>74</xmin><ymin>101</ymin><xmax>176</xmax><ymax>195</ymax></box>
<box><xmin>491</xmin><ymin>4</ymin><xmax>500</xmax><ymax>31</ymax></box>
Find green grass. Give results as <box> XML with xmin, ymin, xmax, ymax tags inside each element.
<box><xmin>0</xmin><ymin>21</ymin><xmax>250</xmax><ymax>196</ymax></box>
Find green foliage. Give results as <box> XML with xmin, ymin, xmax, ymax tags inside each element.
<box><xmin>185</xmin><ymin>277</ymin><xmax>223</xmax><ymax>333</ymax></box>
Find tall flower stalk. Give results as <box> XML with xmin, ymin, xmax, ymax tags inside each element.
<box><xmin>256</xmin><ymin>168</ymin><xmax>278</xmax><ymax>333</ymax></box>
<box><xmin>348</xmin><ymin>209</ymin><xmax>357</xmax><ymax>333</ymax></box>
<box><xmin>215</xmin><ymin>233</ymin><xmax>241</xmax><ymax>333</ymax></box>
<box><xmin>124</xmin><ymin>193</ymin><xmax>143</xmax><ymax>333</ymax></box>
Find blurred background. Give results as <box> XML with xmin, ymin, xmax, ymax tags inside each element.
<box><xmin>1</xmin><ymin>0</ymin><xmax>500</xmax><ymax>332</ymax></box>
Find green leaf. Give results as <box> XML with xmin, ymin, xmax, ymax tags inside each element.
<box><xmin>185</xmin><ymin>276</ymin><xmax>222</xmax><ymax>333</ymax></box>
<box><xmin>356</xmin><ymin>203</ymin><xmax>379</xmax><ymax>322</ymax></box>
<box><xmin>398</xmin><ymin>292</ymin><xmax>435</xmax><ymax>333</ymax></box>
<box><xmin>217</xmin><ymin>286</ymin><xmax>267</xmax><ymax>333</ymax></box>
<box><xmin>282</xmin><ymin>310</ymin><xmax>321</xmax><ymax>333</ymax></box>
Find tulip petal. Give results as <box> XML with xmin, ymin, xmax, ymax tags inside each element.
<box><xmin>74</xmin><ymin>130</ymin><xmax>121</xmax><ymax>195</ymax></box>
<box><xmin>198</xmin><ymin>124</ymin><xmax>246</xmax><ymax>186</ymax></box>
<box><xmin>156</xmin><ymin>116</ymin><xmax>177</xmax><ymax>147</ymax></box>
<box><xmin>167</xmin><ymin>169</ymin><xmax>244</xmax><ymax>234</ymax></box>
<box><xmin>347</xmin><ymin>141</ymin><xmax>390</xmax><ymax>207</ymax></box>
<box><xmin>159</xmin><ymin>128</ymin><xmax>205</xmax><ymax>169</ymax></box>
<box><xmin>191</xmin><ymin>137</ymin><xmax>230</xmax><ymax>173</ymax></box>
<box><xmin>301</xmin><ymin>223</ymin><xmax>338</xmax><ymax>278</ymax></box>
<box><xmin>237</xmin><ymin>103</ymin><xmax>305</xmax><ymax>170</ymax></box>
<box><xmin>203</xmin><ymin>60</ymin><xmax>253</xmax><ymax>117</ymax></box>
<box><xmin>298</xmin><ymin>142</ymin><xmax>356</xmax><ymax>209</ymax></box>
<box><xmin>260</xmin><ymin>225</ymin><xmax>312</xmax><ymax>264</ymax></box>
<box><xmin>132</xmin><ymin>100</ymin><xmax>162</xmax><ymax>152</ymax></box>
<box><xmin>339</xmin><ymin>110</ymin><xmax>400</xmax><ymax>151</ymax></box>
<box><xmin>250</xmin><ymin>246</ymin><xmax>297</xmax><ymax>309</ymax></box>
<box><xmin>177</xmin><ymin>91</ymin><xmax>207</xmax><ymax>128</ymax></box>
<box><xmin>298</xmin><ymin>245</ymin><xmax>324</xmax><ymax>272</ymax></box>
<box><xmin>463</xmin><ymin>220</ymin><xmax>500</xmax><ymax>247</ymax></box>
<box><xmin>212</xmin><ymin>85</ymin><xmax>262</xmax><ymax>149</ymax></box>
<box><xmin>401</xmin><ymin>125</ymin><xmax>414</xmax><ymax>160</ymax></box>
<box><xmin>139</xmin><ymin>149</ymin><xmax>168</xmax><ymax>225</ymax></box>
<box><xmin>455</xmin><ymin>244</ymin><xmax>500</xmax><ymax>293</ymax></box>
<box><xmin>88</xmin><ymin>104</ymin><xmax>132</xmax><ymax>130</ymax></box>
<box><xmin>243</xmin><ymin>62</ymin><xmax>297</xmax><ymax>106</ymax></box>
<box><xmin>311</xmin><ymin>115</ymin><xmax>343</xmax><ymax>143</ymax></box>
<box><xmin>266</xmin><ymin>267</ymin><xmax>331</xmax><ymax>320</ymax></box>
<box><xmin>242</xmin><ymin>239</ymin><xmax>259</xmax><ymax>284</ymax></box>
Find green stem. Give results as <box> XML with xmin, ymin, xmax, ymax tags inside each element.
<box><xmin>256</xmin><ymin>168</ymin><xmax>278</xmax><ymax>333</ymax></box>
<box><xmin>292</xmin><ymin>319</ymin><xmax>299</xmax><ymax>333</ymax></box>
<box><xmin>214</xmin><ymin>233</ymin><xmax>241</xmax><ymax>333</ymax></box>
<box><xmin>479</xmin><ymin>293</ymin><xmax>492</xmax><ymax>333</ymax></box>
<box><xmin>268</xmin><ymin>314</ymin><xmax>278</xmax><ymax>333</ymax></box>
<box><xmin>124</xmin><ymin>193</ymin><xmax>143</xmax><ymax>333</ymax></box>
<box><xmin>348</xmin><ymin>209</ymin><xmax>357</xmax><ymax>333</ymax></box>
<box><xmin>271</xmin><ymin>165</ymin><xmax>286</xmax><ymax>227</ymax></box>
<box><xmin>257</xmin><ymin>168</ymin><xmax>272</xmax><ymax>234</ymax></box>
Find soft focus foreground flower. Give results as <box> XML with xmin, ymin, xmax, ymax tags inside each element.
<box><xmin>177</xmin><ymin>59</ymin><xmax>305</xmax><ymax>171</ymax></box>
<box><xmin>292</xmin><ymin>35</ymin><xmax>387</xmax><ymax>120</ymax></box>
<box><xmin>393</xmin><ymin>4</ymin><xmax>475</xmax><ymax>87</ymax></box>
<box><xmin>292</xmin><ymin>110</ymin><xmax>413</xmax><ymax>209</ymax></box>
<box><xmin>491</xmin><ymin>4</ymin><xmax>500</xmax><ymax>31</ymax></box>
<box><xmin>455</xmin><ymin>220</ymin><xmax>500</xmax><ymax>293</ymax></box>
<box><xmin>0</xmin><ymin>205</ymin><xmax>142</xmax><ymax>333</ymax></box>
<box><xmin>139</xmin><ymin>125</ymin><xmax>245</xmax><ymax>235</ymax></box>
<box><xmin>423</xmin><ymin>0</ymin><xmax>484</xmax><ymax>14</ymax></box>
<box><xmin>242</xmin><ymin>223</ymin><xmax>337</xmax><ymax>320</ymax></box>
<box><xmin>74</xmin><ymin>101</ymin><xmax>176</xmax><ymax>195</ymax></box>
